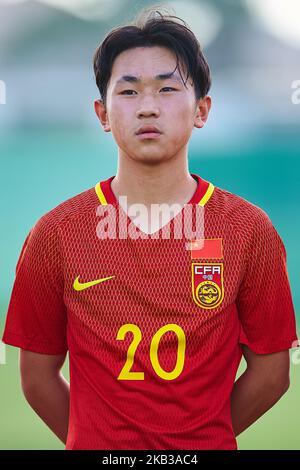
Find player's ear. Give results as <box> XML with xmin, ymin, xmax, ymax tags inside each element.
<box><xmin>194</xmin><ymin>95</ymin><xmax>211</xmax><ymax>129</ymax></box>
<box><xmin>94</xmin><ymin>99</ymin><xmax>111</xmax><ymax>132</ymax></box>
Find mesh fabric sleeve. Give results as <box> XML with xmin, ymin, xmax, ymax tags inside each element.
<box><xmin>2</xmin><ymin>215</ymin><xmax>68</xmax><ymax>354</ymax></box>
<box><xmin>236</xmin><ymin>208</ymin><xmax>298</xmax><ymax>354</ymax></box>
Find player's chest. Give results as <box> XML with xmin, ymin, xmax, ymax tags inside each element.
<box><xmin>63</xmin><ymin>229</ymin><xmax>247</xmax><ymax>328</ymax></box>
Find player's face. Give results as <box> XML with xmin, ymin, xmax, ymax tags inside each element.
<box><xmin>95</xmin><ymin>46</ymin><xmax>211</xmax><ymax>165</ymax></box>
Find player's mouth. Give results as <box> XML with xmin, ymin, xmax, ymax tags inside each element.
<box><xmin>135</xmin><ymin>125</ymin><xmax>162</xmax><ymax>139</ymax></box>
<box><xmin>137</xmin><ymin>132</ymin><xmax>162</xmax><ymax>139</ymax></box>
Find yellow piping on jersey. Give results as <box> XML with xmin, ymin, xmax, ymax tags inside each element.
<box><xmin>95</xmin><ymin>180</ymin><xmax>214</xmax><ymax>207</ymax></box>
<box><xmin>95</xmin><ymin>182</ymin><xmax>108</xmax><ymax>205</ymax></box>
<box><xmin>198</xmin><ymin>182</ymin><xmax>215</xmax><ymax>207</ymax></box>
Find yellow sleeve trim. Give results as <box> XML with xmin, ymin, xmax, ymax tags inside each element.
<box><xmin>198</xmin><ymin>182</ymin><xmax>215</xmax><ymax>207</ymax></box>
<box><xmin>95</xmin><ymin>182</ymin><xmax>108</xmax><ymax>205</ymax></box>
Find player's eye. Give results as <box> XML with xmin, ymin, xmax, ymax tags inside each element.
<box><xmin>160</xmin><ymin>87</ymin><xmax>177</xmax><ymax>92</ymax></box>
<box><xmin>120</xmin><ymin>90</ymin><xmax>137</xmax><ymax>95</ymax></box>
<box><xmin>120</xmin><ymin>87</ymin><xmax>177</xmax><ymax>95</ymax></box>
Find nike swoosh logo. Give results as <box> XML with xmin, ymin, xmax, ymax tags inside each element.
<box><xmin>73</xmin><ymin>275</ymin><xmax>115</xmax><ymax>291</ymax></box>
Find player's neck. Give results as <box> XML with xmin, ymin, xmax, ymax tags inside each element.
<box><xmin>110</xmin><ymin>159</ymin><xmax>197</xmax><ymax>208</ymax></box>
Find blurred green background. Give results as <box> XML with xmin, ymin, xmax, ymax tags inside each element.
<box><xmin>0</xmin><ymin>0</ymin><xmax>299</xmax><ymax>450</ymax></box>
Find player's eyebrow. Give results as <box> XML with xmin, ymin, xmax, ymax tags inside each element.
<box><xmin>115</xmin><ymin>71</ymin><xmax>183</xmax><ymax>85</ymax></box>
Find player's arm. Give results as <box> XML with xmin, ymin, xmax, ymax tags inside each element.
<box><xmin>20</xmin><ymin>349</ymin><xmax>70</xmax><ymax>445</ymax></box>
<box><xmin>230</xmin><ymin>344</ymin><xmax>290</xmax><ymax>436</ymax></box>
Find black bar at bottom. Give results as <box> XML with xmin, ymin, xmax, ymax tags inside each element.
<box><xmin>0</xmin><ymin>450</ymin><xmax>300</xmax><ymax>465</ymax></box>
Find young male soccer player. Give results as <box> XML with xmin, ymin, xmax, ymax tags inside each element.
<box><xmin>2</xmin><ymin>9</ymin><xmax>298</xmax><ymax>450</ymax></box>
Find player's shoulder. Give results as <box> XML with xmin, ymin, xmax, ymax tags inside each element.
<box><xmin>210</xmin><ymin>182</ymin><xmax>276</xmax><ymax>236</ymax></box>
<box><xmin>29</xmin><ymin>184</ymin><xmax>99</xmax><ymax>239</ymax></box>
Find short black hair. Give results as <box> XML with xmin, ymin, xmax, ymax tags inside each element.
<box><xmin>93</xmin><ymin>6</ymin><xmax>211</xmax><ymax>108</ymax></box>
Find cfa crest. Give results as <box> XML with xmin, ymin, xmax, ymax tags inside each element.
<box><xmin>192</xmin><ymin>263</ymin><xmax>224</xmax><ymax>309</ymax></box>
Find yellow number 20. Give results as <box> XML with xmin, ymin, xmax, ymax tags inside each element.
<box><xmin>116</xmin><ymin>323</ymin><xmax>186</xmax><ymax>381</ymax></box>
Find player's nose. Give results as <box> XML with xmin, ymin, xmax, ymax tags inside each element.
<box><xmin>136</xmin><ymin>96</ymin><xmax>160</xmax><ymax>118</ymax></box>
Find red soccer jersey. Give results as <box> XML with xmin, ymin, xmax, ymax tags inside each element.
<box><xmin>2</xmin><ymin>173</ymin><xmax>298</xmax><ymax>450</ymax></box>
